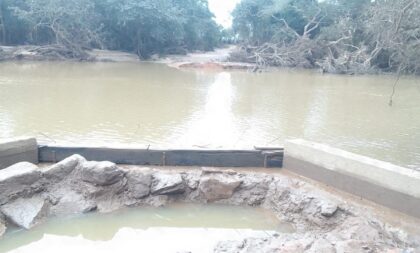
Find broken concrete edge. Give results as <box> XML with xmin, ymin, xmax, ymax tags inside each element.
<box><xmin>0</xmin><ymin>155</ymin><xmax>419</xmax><ymax>252</ymax></box>
<box><xmin>0</xmin><ymin>137</ymin><xmax>38</xmax><ymax>169</ymax></box>
<box><xmin>283</xmin><ymin>139</ymin><xmax>420</xmax><ymax>219</ymax></box>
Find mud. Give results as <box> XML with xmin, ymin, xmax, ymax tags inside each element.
<box><xmin>0</xmin><ymin>155</ymin><xmax>419</xmax><ymax>252</ymax></box>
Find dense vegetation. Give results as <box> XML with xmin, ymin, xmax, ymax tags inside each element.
<box><xmin>0</xmin><ymin>0</ymin><xmax>221</xmax><ymax>59</ymax></box>
<box><xmin>232</xmin><ymin>0</ymin><xmax>420</xmax><ymax>74</ymax></box>
<box><xmin>1</xmin><ymin>0</ymin><xmax>419</xmax><ymax>75</ymax></box>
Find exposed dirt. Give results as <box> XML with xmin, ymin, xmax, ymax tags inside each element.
<box><xmin>1</xmin><ymin>156</ymin><xmax>420</xmax><ymax>252</ymax></box>
<box><xmin>0</xmin><ymin>45</ymin><xmax>140</xmax><ymax>62</ymax></box>
<box><xmin>0</xmin><ymin>45</ymin><xmax>254</xmax><ymax>71</ymax></box>
<box><xmin>156</xmin><ymin>46</ymin><xmax>256</xmax><ymax>70</ymax></box>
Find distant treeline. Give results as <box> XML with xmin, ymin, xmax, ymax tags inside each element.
<box><xmin>231</xmin><ymin>0</ymin><xmax>420</xmax><ymax>74</ymax></box>
<box><xmin>0</xmin><ymin>0</ymin><xmax>221</xmax><ymax>59</ymax></box>
<box><xmin>1</xmin><ymin>0</ymin><xmax>419</xmax><ymax>74</ymax></box>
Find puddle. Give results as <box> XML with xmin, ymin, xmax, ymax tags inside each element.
<box><xmin>0</xmin><ymin>203</ymin><xmax>294</xmax><ymax>253</ymax></box>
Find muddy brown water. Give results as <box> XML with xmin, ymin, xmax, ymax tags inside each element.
<box><xmin>0</xmin><ymin>62</ymin><xmax>419</xmax><ymax>169</ymax></box>
<box><xmin>0</xmin><ymin>203</ymin><xmax>291</xmax><ymax>253</ymax></box>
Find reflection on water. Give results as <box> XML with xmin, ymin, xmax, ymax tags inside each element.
<box><xmin>0</xmin><ymin>204</ymin><xmax>289</xmax><ymax>253</ymax></box>
<box><xmin>0</xmin><ymin>62</ymin><xmax>419</xmax><ymax>168</ymax></box>
<box><xmin>175</xmin><ymin>72</ymin><xmax>238</xmax><ymax>148</ymax></box>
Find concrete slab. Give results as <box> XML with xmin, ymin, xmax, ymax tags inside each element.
<box><xmin>0</xmin><ymin>137</ymin><xmax>38</xmax><ymax>169</ymax></box>
<box><xmin>283</xmin><ymin>139</ymin><xmax>420</xmax><ymax>218</ymax></box>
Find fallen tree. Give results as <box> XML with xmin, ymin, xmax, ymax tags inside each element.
<box><xmin>231</xmin><ymin>0</ymin><xmax>420</xmax><ymax>75</ymax></box>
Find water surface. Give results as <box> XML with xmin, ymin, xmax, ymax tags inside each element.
<box><xmin>0</xmin><ymin>203</ymin><xmax>289</xmax><ymax>253</ymax></box>
<box><xmin>0</xmin><ymin>62</ymin><xmax>419</xmax><ymax>168</ymax></box>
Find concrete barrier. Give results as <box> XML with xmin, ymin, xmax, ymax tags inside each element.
<box><xmin>283</xmin><ymin>139</ymin><xmax>420</xmax><ymax>218</ymax></box>
<box><xmin>0</xmin><ymin>137</ymin><xmax>38</xmax><ymax>169</ymax></box>
<box><xmin>38</xmin><ymin>145</ymin><xmax>284</xmax><ymax>168</ymax></box>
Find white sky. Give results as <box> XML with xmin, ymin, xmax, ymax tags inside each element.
<box><xmin>208</xmin><ymin>0</ymin><xmax>241</xmax><ymax>28</ymax></box>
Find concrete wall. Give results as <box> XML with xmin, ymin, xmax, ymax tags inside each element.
<box><xmin>0</xmin><ymin>137</ymin><xmax>38</xmax><ymax>169</ymax></box>
<box><xmin>283</xmin><ymin>139</ymin><xmax>420</xmax><ymax>218</ymax></box>
<box><xmin>38</xmin><ymin>145</ymin><xmax>284</xmax><ymax>168</ymax></box>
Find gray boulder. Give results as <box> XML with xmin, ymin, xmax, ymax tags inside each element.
<box><xmin>231</xmin><ymin>174</ymin><xmax>271</xmax><ymax>205</ymax></box>
<box><xmin>151</xmin><ymin>173</ymin><xmax>185</xmax><ymax>195</ymax></box>
<box><xmin>49</xmin><ymin>190</ymin><xmax>97</xmax><ymax>216</ymax></box>
<box><xmin>80</xmin><ymin>161</ymin><xmax>125</xmax><ymax>186</ymax></box>
<box><xmin>0</xmin><ymin>162</ymin><xmax>42</xmax><ymax>204</ymax></box>
<box><xmin>320</xmin><ymin>201</ymin><xmax>338</xmax><ymax>217</ymax></box>
<box><xmin>43</xmin><ymin>154</ymin><xmax>86</xmax><ymax>181</ymax></box>
<box><xmin>183</xmin><ymin>171</ymin><xmax>201</xmax><ymax>190</ymax></box>
<box><xmin>199</xmin><ymin>174</ymin><xmax>242</xmax><ymax>201</ymax></box>
<box><xmin>1</xmin><ymin>196</ymin><xmax>49</xmax><ymax>229</ymax></box>
<box><xmin>126</xmin><ymin>170</ymin><xmax>152</xmax><ymax>199</ymax></box>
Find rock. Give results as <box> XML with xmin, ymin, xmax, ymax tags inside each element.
<box><xmin>320</xmin><ymin>202</ymin><xmax>338</xmax><ymax>217</ymax></box>
<box><xmin>231</xmin><ymin>175</ymin><xmax>271</xmax><ymax>205</ymax></box>
<box><xmin>49</xmin><ymin>190</ymin><xmax>97</xmax><ymax>216</ymax></box>
<box><xmin>1</xmin><ymin>196</ymin><xmax>49</xmax><ymax>229</ymax></box>
<box><xmin>306</xmin><ymin>238</ymin><xmax>335</xmax><ymax>253</ymax></box>
<box><xmin>214</xmin><ymin>240</ymin><xmax>246</xmax><ymax>253</ymax></box>
<box><xmin>43</xmin><ymin>154</ymin><xmax>86</xmax><ymax>181</ymax></box>
<box><xmin>182</xmin><ymin>171</ymin><xmax>201</xmax><ymax>190</ymax></box>
<box><xmin>383</xmin><ymin>249</ymin><xmax>407</xmax><ymax>253</ymax></box>
<box><xmin>199</xmin><ymin>174</ymin><xmax>242</xmax><ymax>201</ymax></box>
<box><xmin>126</xmin><ymin>170</ymin><xmax>152</xmax><ymax>199</ymax></box>
<box><xmin>147</xmin><ymin>195</ymin><xmax>169</xmax><ymax>207</ymax></box>
<box><xmin>0</xmin><ymin>158</ymin><xmax>418</xmax><ymax>251</ymax></box>
<box><xmin>151</xmin><ymin>173</ymin><xmax>185</xmax><ymax>195</ymax></box>
<box><xmin>0</xmin><ymin>162</ymin><xmax>42</xmax><ymax>204</ymax></box>
<box><xmin>80</xmin><ymin>161</ymin><xmax>125</xmax><ymax>186</ymax></box>
<box><xmin>277</xmin><ymin>238</ymin><xmax>314</xmax><ymax>253</ymax></box>
<box><xmin>335</xmin><ymin>240</ymin><xmax>371</xmax><ymax>253</ymax></box>
<box><xmin>0</xmin><ymin>214</ymin><xmax>6</xmax><ymax>237</ymax></box>
<box><xmin>96</xmin><ymin>195</ymin><xmax>125</xmax><ymax>213</ymax></box>
<box><xmin>333</xmin><ymin>217</ymin><xmax>382</xmax><ymax>242</ymax></box>
<box><xmin>215</xmin><ymin>237</ymin><xmax>315</xmax><ymax>253</ymax></box>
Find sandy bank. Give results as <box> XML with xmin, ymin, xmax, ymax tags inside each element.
<box><xmin>157</xmin><ymin>46</ymin><xmax>255</xmax><ymax>70</ymax></box>
<box><xmin>0</xmin><ymin>45</ymin><xmax>255</xmax><ymax>71</ymax></box>
<box><xmin>0</xmin><ymin>45</ymin><xmax>141</xmax><ymax>62</ymax></box>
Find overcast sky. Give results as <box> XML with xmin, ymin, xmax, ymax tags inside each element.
<box><xmin>208</xmin><ymin>0</ymin><xmax>241</xmax><ymax>28</ymax></box>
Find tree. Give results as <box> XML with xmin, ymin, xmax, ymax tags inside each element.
<box><xmin>231</xmin><ymin>0</ymin><xmax>420</xmax><ymax>74</ymax></box>
<box><xmin>1</xmin><ymin>0</ymin><xmax>221</xmax><ymax>59</ymax></box>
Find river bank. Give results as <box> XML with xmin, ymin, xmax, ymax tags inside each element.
<box><xmin>0</xmin><ymin>45</ymin><xmax>409</xmax><ymax>75</ymax></box>
<box><xmin>0</xmin><ymin>45</ymin><xmax>255</xmax><ymax>70</ymax></box>
<box><xmin>0</xmin><ymin>155</ymin><xmax>419</xmax><ymax>252</ymax></box>
<box><xmin>0</xmin><ymin>45</ymin><xmax>140</xmax><ymax>63</ymax></box>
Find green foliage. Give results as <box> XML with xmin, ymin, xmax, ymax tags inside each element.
<box><xmin>232</xmin><ymin>0</ymin><xmax>323</xmax><ymax>45</ymax></box>
<box><xmin>0</xmin><ymin>0</ymin><xmax>221</xmax><ymax>58</ymax></box>
<box><xmin>0</xmin><ymin>0</ymin><xmax>29</xmax><ymax>45</ymax></box>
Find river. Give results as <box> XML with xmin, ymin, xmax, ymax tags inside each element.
<box><xmin>0</xmin><ymin>61</ymin><xmax>419</xmax><ymax>169</ymax></box>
